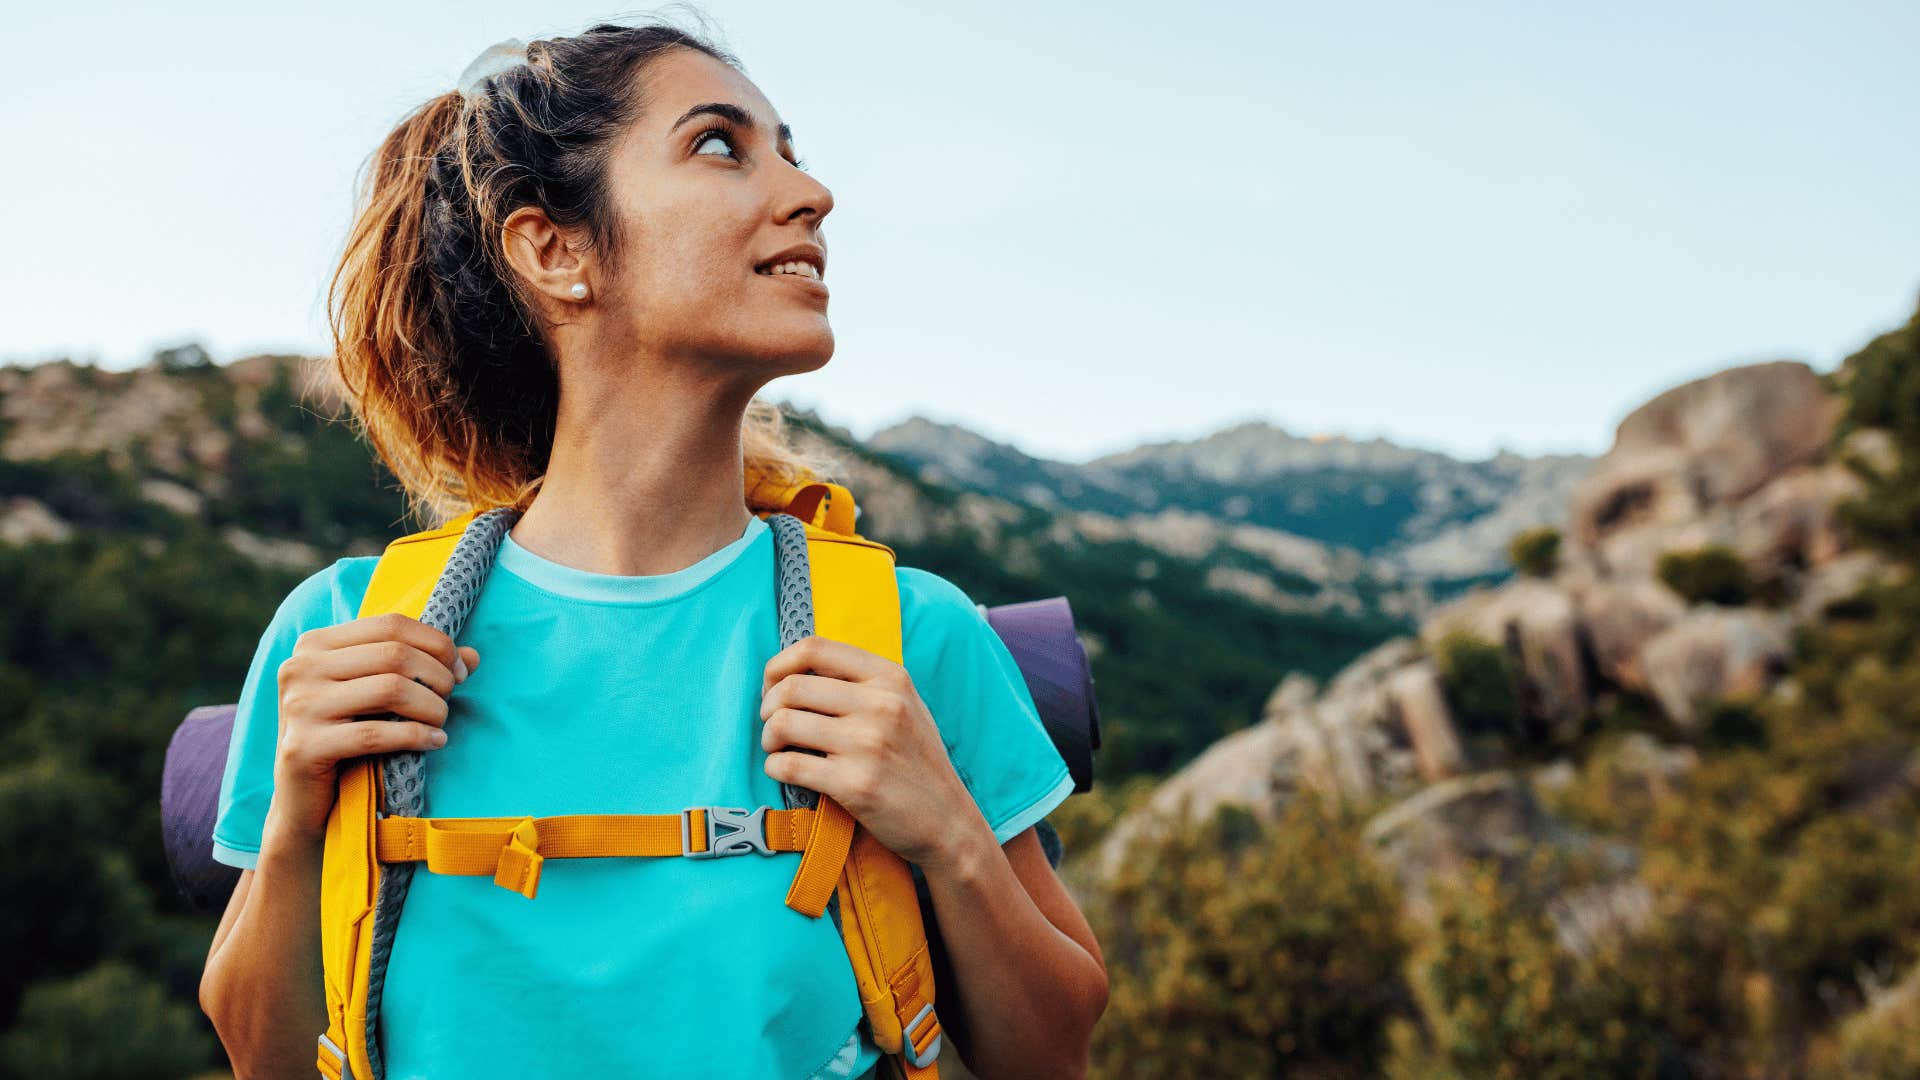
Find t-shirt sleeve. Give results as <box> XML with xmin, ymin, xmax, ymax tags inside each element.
<box><xmin>897</xmin><ymin>567</ymin><xmax>1075</xmax><ymax>847</ymax></box>
<box><xmin>211</xmin><ymin>557</ymin><xmax>377</xmax><ymax>869</ymax></box>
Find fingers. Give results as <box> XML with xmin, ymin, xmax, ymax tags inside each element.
<box><xmin>759</xmin><ymin>672</ymin><xmax>867</xmax><ymax>720</ymax></box>
<box><xmin>295</xmin><ymin>612</ymin><xmax>460</xmax><ymax>672</ymax></box>
<box><xmin>761</xmin><ymin>706</ymin><xmax>865</xmax><ymax>756</ymax></box>
<box><xmin>307</xmin><ymin>717</ymin><xmax>450</xmax><ymax>762</ymax></box>
<box><xmin>305</xmin><ymin>671</ymin><xmax>452</xmax><ymax>729</ymax></box>
<box><xmin>764</xmin><ymin>746</ymin><xmax>833</xmax><ymax>793</ymax></box>
<box><xmin>761</xmin><ymin>634</ymin><xmax>895</xmax><ymax>693</ymax></box>
<box><xmin>297</xmin><ymin>639</ymin><xmax>463</xmax><ymax>697</ymax></box>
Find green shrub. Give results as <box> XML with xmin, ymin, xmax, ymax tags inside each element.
<box><xmin>0</xmin><ymin>758</ymin><xmax>152</xmax><ymax>1011</ymax></box>
<box><xmin>1509</xmin><ymin>526</ymin><xmax>1562</xmax><ymax>578</ymax></box>
<box><xmin>1815</xmin><ymin>967</ymin><xmax>1920</xmax><ymax>1079</ymax></box>
<box><xmin>1386</xmin><ymin>861</ymin><xmax>1676</xmax><ymax>1080</ymax></box>
<box><xmin>0</xmin><ymin>962</ymin><xmax>217</xmax><ymax>1079</ymax></box>
<box><xmin>1768</xmin><ymin>813</ymin><xmax>1920</xmax><ymax>994</ymax></box>
<box><xmin>1656</xmin><ymin>545</ymin><xmax>1752</xmax><ymax>606</ymax></box>
<box><xmin>149</xmin><ymin>342</ymin><xmax>215</xmax><ymax>373</ymax></box>
<box><xmin>1830</xmin><ymin>299</ymin><xmax>1920</xmax><ymax>558</ymax></box>
<box><xmin>1088</xmin><ymin>792</ymin><xmax>1410</xmax><ymax>1078</ymax></box>
<box><xmin>1697</xmin><ymin>695</ymin><xmax>1767</xmax><ymax>749</ymax></box>
<box><xmin>1432</xmin><ymin>630</ymin><xmax>1522</xmax><ymax>744</ymax></box>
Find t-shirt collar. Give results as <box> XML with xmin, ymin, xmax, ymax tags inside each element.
<box><xmin>495</xmin><ymin>513</ymin><xmax>768</xmax><ymax>604</ymax></box>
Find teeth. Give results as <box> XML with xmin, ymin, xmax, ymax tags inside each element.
<box><xmin>758</xmin><ymin>260</ymin><xmax>820</xmax><ymax>280</ymax></box>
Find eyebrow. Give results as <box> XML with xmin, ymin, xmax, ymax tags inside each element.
<box><xmin>669</xmin><ymin>102</ymin><xmax>793</xmax><ymax>147</ymax></box>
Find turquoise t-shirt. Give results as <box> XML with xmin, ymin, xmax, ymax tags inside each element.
<box><xmin>212</xmin><ymin>513</ymin><xmax>1075</xmax><ymax>1079</ymax></box>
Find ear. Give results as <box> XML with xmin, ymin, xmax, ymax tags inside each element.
<box><xmin>501</xmin><ymin>205</ymin><xmax>591</xmax><ymax>308</ymax></box>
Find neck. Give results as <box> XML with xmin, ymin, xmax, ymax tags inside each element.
<box><xmin>509</xmin><ymin>366</ymin><xmax>759</xmax><ymax>578</ymax></box>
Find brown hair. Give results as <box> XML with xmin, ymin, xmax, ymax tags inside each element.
<box><xmin>326</xmin><ymin>11</ymin><xmax>842</xmax><ymax>528</ymax></box>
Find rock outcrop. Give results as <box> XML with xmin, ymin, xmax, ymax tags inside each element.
<box><xmin>1096</xmin><ymin>359</ymin><xmax>1895</xmax><ymax>935</ymax></box>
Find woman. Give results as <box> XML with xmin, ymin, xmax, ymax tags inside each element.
<box><xmin>196</xmin><ymin>17</ymin><xmax>1108</xmax><ymax>1079</ymax></box>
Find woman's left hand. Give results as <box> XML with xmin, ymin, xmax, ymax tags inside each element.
<box><xmin>760</xmin><ymin>633</ymin><xmax>981</xmax><ymax>873</ymax></box>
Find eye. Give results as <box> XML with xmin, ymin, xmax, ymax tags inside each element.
<box><xmin>692</xmin><ymin>126</ymin><xmax>739</xmax><ymax>160</ymax></box>
<box><xmin>691</xmin><ymin>125</ymin><xmax>810</xmax><ymax>172</ymax></box>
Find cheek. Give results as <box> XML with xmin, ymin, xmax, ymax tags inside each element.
<box><xmin>634</xmin><ymin>215</ymin><xmax>756</xmax><ymax>306</ymax></box>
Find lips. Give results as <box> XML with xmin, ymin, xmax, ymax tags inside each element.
<box><xmin>752</xmin><ymin>243</ymin><xmax>826</xmax><ymax>280</ymax></box>
<box><xmin>757</xmin><ymin>267</ymin><xmax>829</xmax><ymax>295</ymax></box>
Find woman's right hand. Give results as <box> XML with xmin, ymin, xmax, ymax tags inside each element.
<box><xmin>269</xmin><ymin>612</ymin><xmax>481</xmax><ymax>841</ymax></box>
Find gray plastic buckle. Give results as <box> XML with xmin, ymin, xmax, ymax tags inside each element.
<box><xmin>680</xmin><ymin>806</ymin><xmax>773</xmax><ymax>859</ymax></box>
<box><xmin>904</xmin><ymin>1003</ymin><xmax>942</xmax><ymax>1068</ymax></box>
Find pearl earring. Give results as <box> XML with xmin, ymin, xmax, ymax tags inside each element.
<box><xmin>570</xmin><ymin>282</ymin><xmax>589</xmax><ymax>300</ymax></box>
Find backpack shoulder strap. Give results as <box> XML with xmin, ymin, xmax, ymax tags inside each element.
<box><xmin>320</xmin><ymin>508</ymin><xmax>484</xmax><ymax>1080</ymax></box>
<box><xmin>785</xmin><ymin>513</ymin><xmax>944</xmax><ymax>1078</ymax></box>
<box><xmin>359</xmin><ymin>509</ymin><xmax>480</xmax><ymax>618</ymax></box>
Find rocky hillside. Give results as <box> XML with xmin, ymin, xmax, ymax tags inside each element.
<box><xmin>0</xmin><ymin>348</ymin><xmax>1410</xmax><ymax>780</ymax></box>
<box><xmin>1090</xmin><ymin>361</ymin><xmax>1881</xmax><ymax>849</ymax></box>
<box><xmin>0</xmin><ymin>346</ymin><xmax>381</xmax><ymax>562</ymax></box>
<box><xmin>1067</xmin><ymin>295</ymin><xmax>1920</xmax><ymax>1077</ymax></box>
<box><xmin>1092</xmin><ymin>356</ymin><xmax>1889</xmax><ymax>930</ymax></box>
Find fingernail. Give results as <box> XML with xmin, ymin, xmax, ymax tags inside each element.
<box><xmin>454</xmin><ymin>655</ymin><xmax>470</xmax><ymax>683</ymax></box>
<box><xmin>430</xmin><ymin>729</ymin><xmax>448</xmax><ymax>746</ymax></box>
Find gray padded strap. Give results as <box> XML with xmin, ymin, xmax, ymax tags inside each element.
<box><xmin>767</xmin><ymin>512</ymin><xmax>845</xmax><ymax>934</ymax></box>
<box><xmin>364</xmin><ymin>506</ymin><xmax>520</xmax><ymax>1079</ymax></box>
<box><xmin>768</xmin><ymin>512</ymin><xmax>821</xmax><ymax>812</ymax></box>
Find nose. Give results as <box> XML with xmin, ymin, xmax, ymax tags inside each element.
<box><xmin>781</xmin><ymin>168</ymin><xmax>833</xmax><ymax>227</ymax></box>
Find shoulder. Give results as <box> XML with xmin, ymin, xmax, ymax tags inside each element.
<box><xmin>894</xmin><ymin>564</ymin><xmax>983</xmax><ymax>622</ymax></box>
<box><xmin>892</xmin><ymin>564</ymin><xmax>1018</xmax><ymax>691</ymax></box>
<box><xmin>895</xmin><ymin>565</ymin><xmax>990</xmax><ymax>640</ymax></box>
<box><xmin>267</xmin><ymin>554</ymin><xmax>383</xmax><ymax>637</ymax></box>
<box><xmin>890</xmin><ymin>563</ymin><xmax>1075</xmax><ymax>843</ymax></box>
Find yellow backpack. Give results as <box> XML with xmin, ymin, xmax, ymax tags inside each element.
<box><xmin>316</xmin><ymin>477</ymin><xmax>944</xmax><ymax>1080</ymax></box>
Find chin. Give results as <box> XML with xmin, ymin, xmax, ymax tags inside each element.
<box><xmin>747</xmin><ymin>332</ymin><xmax>834</xmax><ymax>373</ymax></box>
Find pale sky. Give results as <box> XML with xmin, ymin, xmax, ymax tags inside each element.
<box><xmin>4</xmin><ymin>1</ymin><xmax>1915</xmax><ymax>464</ymax></box>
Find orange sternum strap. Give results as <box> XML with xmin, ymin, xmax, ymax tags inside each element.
<box><xmin>374</xmin><ymin>805</ymin><xmax>852</xmax><ymax>908</ymax></box>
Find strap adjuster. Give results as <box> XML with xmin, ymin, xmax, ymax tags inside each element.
<box><xmin>680</xmin><ymin>806</ymin><xmax>774</xmax><ymax>859</ymax></box>
<box><xmin>904</xmin><ymin>1002</ymin><xmax>943</xmax><ymax>1068</ymax></box>
<box><xmin>318</xmin><ymin>1032</ymin><xmax>355</xmax><ymax>1080</ymax></box>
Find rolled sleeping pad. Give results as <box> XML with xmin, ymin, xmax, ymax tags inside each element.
<box><xmin>161</xmin><ymin>704</ymin><xmax>244</xmax><ymax>915</ymax></box>
<box><xmin>978</xmin><ymin>595</ymin><xmax>1102</xmax><ymax>795</ymax></box>
<box><xmin>160</xmin><ymin>596</ymin><xmax>1103</xmax><ymax>912</ymax></box>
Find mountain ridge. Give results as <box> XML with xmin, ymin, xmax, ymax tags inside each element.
<box><xmin>869</xmin><ymin>410</ymin><xmax>1596</xmax><ymax>593</ymax></box>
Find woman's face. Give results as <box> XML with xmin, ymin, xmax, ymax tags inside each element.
<box><xmin>591</xmin><ymin>47</ymin><xmax>836</xmax><ymax>381</ymax></box>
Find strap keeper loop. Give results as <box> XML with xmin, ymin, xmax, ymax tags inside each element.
<box><xmin>493</xmin><ymin>817</ymin><xmax>544</xmax><ymax>899</ymax></box>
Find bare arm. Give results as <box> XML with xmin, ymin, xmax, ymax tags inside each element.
<box><xmin>922</xmin><ymin>822</ymin><xmax>1108</xmax><ymax>1080</ymax></box>
<box><xmin>198</xmin><ymin>612</ymin><xmax>477</xmax><ymax>1077</ymax></box>
<box><xmin>199</xmin><ymin>808</ymin><xmax>328</xmax><ymax>1078</ymax></box>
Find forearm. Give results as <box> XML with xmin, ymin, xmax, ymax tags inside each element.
<box><xmin>202</xmin><ymin>803</ymin><xmax>330</xmax><ymax>1078</ymax></box>
<box><xmin>920</xmin><ymin>821</ymin><xmax>1105</xmax><ymax>1079</ymax></box>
